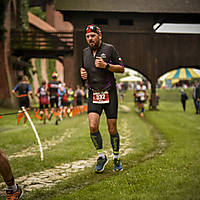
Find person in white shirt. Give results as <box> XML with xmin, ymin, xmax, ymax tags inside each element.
<box><xmin>135</xmin><ymin>81</ymin><xmax>147</xmax><ymax>117</ymax></box>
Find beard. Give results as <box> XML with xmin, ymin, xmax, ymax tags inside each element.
<box><xmin>89</xmin><ymin>38</ymin><xmax>100</xmax><ymax>50</ymax></box>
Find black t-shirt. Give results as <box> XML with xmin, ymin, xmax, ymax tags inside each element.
<box><xmin>82</xmin><ymin>42</ymin><xmax>123</xmax><ymax>90</ymax></box>
<box><xmin>181</xmin><ymin>92</ymin><xmax>188</xmax><ymax>101</ymax></box>
<box><xmin>48</xmin><ymin>80</ymin><xmax>61</xmax><ymax>98</ymax></box>
<box><xmin>13</xmin><ymin>83</ymin><xmax>31</xmax><ymax>95</ymax></box>
<box><xmin>196</xmin><ymin>85</ymin><xmax>200</xmax><ymax>99</ymax></box>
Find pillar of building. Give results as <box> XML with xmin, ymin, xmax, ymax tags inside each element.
<box><xmin>63</xmin><ymin>55</ymin><xmax>76</xmax><ymax>88</ymax></box>
<box><xmin>0</xmin><ymin>1</ymin><xmax>18</xmax><ymax>107</ymax></box>
<box><xmin>46</xmin><ymin>0</ymin><xmax>55</xmax><ymax>27</ymax></box>
<box><xmin>151</xmin><ymin>80</ymin><xmax>157</xmax><ymax>110</ymax></box>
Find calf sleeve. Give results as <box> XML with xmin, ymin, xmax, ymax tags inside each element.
<box><xmin>90</xmin><ymin>130</ymin><xmax>103</xmax><ymax>150</ymax></box>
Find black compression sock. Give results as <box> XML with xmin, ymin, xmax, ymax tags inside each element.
<box><xmin>90</xmin><ymin>130</ymin><xmax>103</xmax><ymax>150</ymax></box>
<box><xmin>110</xmin><ymin>132</ymin><xmax>120</xmax><ymax>155</ymax></box>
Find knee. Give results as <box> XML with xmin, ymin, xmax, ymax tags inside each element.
<box><xmin>108</xmin><ymin>127</ymin><xmax>117</xmax><ymax>135</ymax></box>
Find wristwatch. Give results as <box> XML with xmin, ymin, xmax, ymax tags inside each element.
<box><xmin>105</xmin><ymin>63</ymin><xmax>110</xmax><ymax>70</ymax></box>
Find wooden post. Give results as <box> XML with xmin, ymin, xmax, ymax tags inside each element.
<box><xmin>151</xmin><ymin>81</ymin><xmax>157</xmax><ymax>110</ymax></box>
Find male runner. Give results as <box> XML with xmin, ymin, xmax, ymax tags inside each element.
<box><xmin>0</xmin><ymin>149</ymin><xmax>23</xmax><ymax>199</ymax></box>
<box><xmin>12</xmin><ymin>75</ymin><xmax>33</xmax><ymax>124</ymax></box>
<box><xmin>135</xmin><ymin>81</ymin><xmax>147</xmax><ymax>117</ymax></box>
<box><xmin>35</xmin><ymin>80</ymin><xmax>49</xmax><ymax>123</ymax></box>
<box><xmin>80</xmin><ymin>24</ymin><xmax>124</xmax><ymax>173</ymax></box>
<box><xmin>12</xmin><ymin>75</ymin><xmax>32</xmax><ymax>109</ymax></box>
<box><xmin>48</xmin><ymin>72</ymin><xmax>61</xmax><ymax>125</ymax></box>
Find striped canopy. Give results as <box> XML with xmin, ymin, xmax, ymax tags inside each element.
<box><xmin>165</xmin><ymin>68</ymin><xmax>200</xmax><ymax>84</ymax></box>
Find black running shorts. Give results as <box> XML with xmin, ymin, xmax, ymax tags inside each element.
<box><xmin>50</xmin><ymin>97</ymin><xmax>59</xmax><ymax>108</ymax></box>
<box><xmin>88</xmin><ymin>86</ymin><xmax>118</xmax><ymax>119</ymax></box>
<box><xmin>19</xmin><ymin>97</ymin><xmax>30</xmax><ymax>109</ymax></box>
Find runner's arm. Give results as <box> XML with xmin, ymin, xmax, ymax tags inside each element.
<box><xmin>96</xmin><ymin>45</ymin><xmax>124</xmax><ymax>73</ymax></box>
<box><xmin>95</xmin><ymin>57</ymin><xmax>124</xmax><ymax>73</ymax></box>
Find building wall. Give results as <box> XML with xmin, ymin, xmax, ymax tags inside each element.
<box><xmin>0</xmin><ymin>0</ymin><xmax>18</xmax><ymax>107</ymax></box>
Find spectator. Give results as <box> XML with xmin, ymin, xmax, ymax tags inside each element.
<box><xmin>180</xmin><ymin>89</ymin><xmax>188</xmax><ymax>111</ymax></box>
<box><xmin>193</xmin><ymin>82</ymin><xmax>200</xmax><ymax>114</ymax></box>
<box><xmin>195</xmin><ymin>82</ymin><xmax>200</xmax><ymax>114</ymax></box>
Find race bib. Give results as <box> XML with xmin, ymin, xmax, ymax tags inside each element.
<box><xmin>93</xmin><ymin>91</ymin><xmax>109</xmax><ymax>104</ymax></box>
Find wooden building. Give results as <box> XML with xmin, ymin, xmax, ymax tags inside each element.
<box><xmin>55</xmin><ymin>0</ymin><xmax>200</xmax><ymax>109</ymax></box>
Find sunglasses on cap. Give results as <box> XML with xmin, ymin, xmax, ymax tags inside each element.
<box><xmin>85</xmin><ymin>24</ymin><xmax>101</xmax><ymax>34</ymax></box>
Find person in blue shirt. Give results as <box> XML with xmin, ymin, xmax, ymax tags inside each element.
<box><xmin>12</xmin><ymin>75</ymin><xmax>33</xmax><ymax>125</ymax></box>
<box><xmin>12</xmin><ymin>75</ymin><xmax>33</xmax><ymax>110</ymax></box>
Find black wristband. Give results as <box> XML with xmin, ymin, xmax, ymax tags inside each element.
<box><xmin>105</xmin><ymin>63</ymin><xmax>110</xmax><ymax>70</ymax></box>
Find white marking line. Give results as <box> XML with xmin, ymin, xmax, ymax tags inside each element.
<box><xmin>22</xmin><ymin>107</ymin><xmax>44</xmax><ymax>161</ymax></box>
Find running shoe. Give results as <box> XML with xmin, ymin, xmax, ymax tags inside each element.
<box><xmin>94</xmin><ymin>156</ymin><xmax>108</xmax><ymax>173</ymax></box>
<box><xmin>6</xmin><ymin>184</ymin><xmax>23</xmax><ymax>200</ymax></box>
<box><xmin>113</xmin><ymin>158</ymin><xmax>123</xmax><ymax>172</ymax></box>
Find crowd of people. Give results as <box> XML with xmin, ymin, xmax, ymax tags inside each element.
<box><xmin>1</xmin><ymin>73</ymin><xmax>88</xmax><ymax>199</ymax></box>
<box><xmin>12</xmin><ymin>73</ymin><xmax>87</xmax><ymax>126</ymax></box>
<box><xmin>119</xmin><ymin>80</ymin><xmax>200</xmax><ymax>116</ymax></box>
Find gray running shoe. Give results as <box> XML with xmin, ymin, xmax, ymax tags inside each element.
<box><xmin>94</xmin><ymin>156</ymin><xmax>108</xmax><ymax>173</ymax></box>
<box><xmin>113</xmin><ymin>158</ymin><xmax>123</xmax><ymax>172</ymax></box>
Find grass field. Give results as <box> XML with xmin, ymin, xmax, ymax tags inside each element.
<box><xmin>0</xmin><ymin>88</ymin><xmax>200</xmax><ymax>200</ymax></box>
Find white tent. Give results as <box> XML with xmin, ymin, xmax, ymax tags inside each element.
<box><xmin>120</xmin><ymin>75</ymin><xmax>142</xmax><ymax>82</ymax></box>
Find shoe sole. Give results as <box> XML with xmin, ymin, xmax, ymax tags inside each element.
<box><xmin>94</xmin><ymin>160</ymin><xmax>108</xmax><ymax>173</ymax></box>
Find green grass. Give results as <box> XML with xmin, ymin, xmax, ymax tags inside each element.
<box><xmin>0</xmin><ymin>88</ymin><xmax>200</xmax><ymax>200</ymax></box>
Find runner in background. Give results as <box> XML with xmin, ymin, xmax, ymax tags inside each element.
<box><xmin>12</xmin><ymin>75</ymin><xmax>33</xmax><ymax>125</ymax></box>
<box><xmin>58</xmin><ymin>82</ymin><xmax>67</xmax><ymax>120</ymax></box>
<box><xmin>35</xmin><ymin>80</ymin><xmax>49</xmax><ymax>124</ymax></box>
<box><xmin>135</xmin><ymin>81</ymin><xmax>147</xmax><ymax>117</ymax></box>
<box><xmin>48</xmin><ymin>72</ymin><xmax>61</xmax><ymax>125</ymax></box>
<box><xmin>66</xmin><ymin>87</ymin><xmax>75</xmax><ymax>118</ymax></box>
<box><xmin>74</xmin><ymin>85</ymin><xmax>85</xmax><ymax>106</ymax></box>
